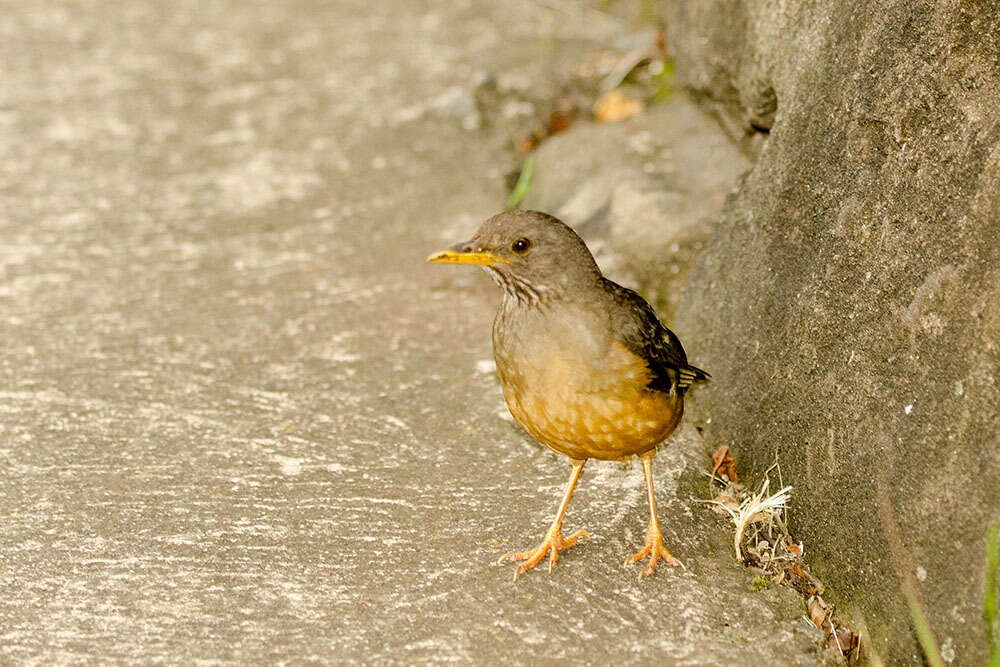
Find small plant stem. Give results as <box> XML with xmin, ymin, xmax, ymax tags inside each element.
<box><xmin>505</xmin><ymin>156</ymin><xmax>535</xmax><ymax>210</ymax></box>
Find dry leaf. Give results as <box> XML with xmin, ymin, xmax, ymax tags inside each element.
<box><xmin>710</xmin><ymin>446</ymin><xmax>739</xmax><ymax>482</ymax></box>
<box><xmin>808</xmin><ymin>595</ymin><xmax>828</xmax><ymax>628</ymax></box>
<box><xmin>790</xmin><ymin>562</ymin><xmax>825</xmax><ymax>595</ymax></box>
<box><xmin>827</xmin><ymin>626</ymin><xmax>859</xmax><ymax>656</ymax></box>
<box><xmin>547</xmin><ymin>98</ymin><xmax>575</xmax><ymax>135</ymax></box>
<box><xmin>710</xmin><ymin>446</ymin><xmax>728</xmax><ymax>476</ymax></box>
<box><xmin>655</xmin><ymin>29</ymin><xmax>667</xmax><ymax>54</ymax></box>
<box><xmin>547</xmin><ymin>111</ymin><xmax>572</xmax><ymax>135</ymax></box>
<box><xmin>593</xmin><ymin>90</ymin><xmax>643</xmax><ymax>123</ymax></box>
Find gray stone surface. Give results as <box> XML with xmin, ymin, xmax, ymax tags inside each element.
<box><xmin>0</xmin><ymin>2</ymin><xmax>824</xmax><ymax>664</ymax></box>
<box><xmin>664</xmin><ymin>0</ymin><xmax>1000</xmax><ymax>662</ymax></box>
<box><xmin>521</xmin><ymin>94</ymin><xmax>750</xmax><ymax>320</ymax></box>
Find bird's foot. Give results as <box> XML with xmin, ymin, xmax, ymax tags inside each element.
<box><xmin>497</xmin><ymin>524</ymin><xmax>589</xmax><ymax>579</ymax></box>
<box><xmin>624</xmin><ymin>524</ymin><xmax>684</xmax><ymax>578</ymax></box>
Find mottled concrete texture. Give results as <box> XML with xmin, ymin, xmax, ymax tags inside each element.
<box><xmin>0</xmin><ymin>2</ymin><xmax>825</xmax><ymax>664</ymax></box>
<box><xmin>664</xmin><ymin>0</ymin><xmax>1000</xmax><ymax>662</ymax></box>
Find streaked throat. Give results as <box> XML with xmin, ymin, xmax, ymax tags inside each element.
<box><xmin>483</xmin><ymin>267</ymin><xmax>547</xmax><ymax>307</ymax></box>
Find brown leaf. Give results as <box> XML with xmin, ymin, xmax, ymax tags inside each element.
<box><xmin>807</xmin><ymin>595</ymin><xmax>828</xmax><ymax>628</ymax></box>
<box><xmin>791</xmin><ymin>562</ymin><xmax>824</xmax><ymax>595</ymax></box>
<box><xmin>710</xmin><ymin>446</ymin><xmax>728</xmax><ymax>476</ymax></box>
<box><xmin>655</xmin><ymin>29</ymin><xmax>667</xmax><ymax>54</ymax></box>
<box><xmin>517</xmin><ymin>136</ymin><xmax>537</xmax><ymax>154</ymax></box>
<box><xmin>710</xmin><ymin>445</ymin><xmax>739</xmax><ymax>482</ymax></box>
<box><xmin>547</xmin><ymin>110</ymin><xmax>572</xmax><ymax>135</ymax></box>
<box><xmin>546</xmin><ymin>98</ymin><xmax>575</xmax><ymax>135</ymax></box>
<box><xmin>827</xmin><ymin>627</ymin><xmax>859</xmax><ymax>656</ymax></box>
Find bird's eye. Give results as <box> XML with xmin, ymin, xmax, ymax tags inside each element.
<box><xmin>511</xmin><ymin>237</ymin><xmax>531</xmax><ymax>254</ymax></box>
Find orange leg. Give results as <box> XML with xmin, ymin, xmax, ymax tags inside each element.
<box><xmin>497</xmin><ymin>459</ymin><xmax>589</xmax><ymax>579</ymax></box>
<box><xmin>625</xmin><ymin>451</ymin><xmax>684</xmax><ymax>577</ymax></box>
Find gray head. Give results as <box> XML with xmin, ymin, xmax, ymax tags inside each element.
<box><xmin>427</xmin><ymin>210</ymin><xmax>602</xmax><ymax>302</ymax></box>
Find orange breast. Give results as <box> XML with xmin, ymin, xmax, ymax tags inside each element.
<box><xmin>498</xmin><ymin>340</ymin><xmax>683</xmax><ymax>461</ymax></box>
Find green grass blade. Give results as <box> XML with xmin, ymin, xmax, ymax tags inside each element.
<box><xmin>901</xmin><ymin>588</ymin><xmax>943</xmax><ymax>667</ymax></box>
<box><xmin>505</xmin><ymin>156</ymin><xmax>534</xmax><ymax>210</ymax></box>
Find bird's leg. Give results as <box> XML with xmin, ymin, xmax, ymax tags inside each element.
<box><xmin>625</xmin><ymin>451</ymin><xmax>684</xmax><ymax>577</ymax></box>
<box><xmin>497</xmin><ymin>459</ymin><xmax>589</xmax><ymax>578</ymax></box>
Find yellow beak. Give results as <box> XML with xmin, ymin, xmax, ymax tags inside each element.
<box><xmin>426</xmin><ymin>244</ymin><xmax>511</xmax><ymax>266</ymax></box>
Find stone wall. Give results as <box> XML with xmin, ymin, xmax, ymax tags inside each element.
<box><xmin>665</xmin><ymin>0</ymin><xmax>1000</xmax><ymax>661</ymax></box>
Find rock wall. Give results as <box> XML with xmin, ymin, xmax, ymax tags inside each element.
<box><xmin>520</xmin><ymin>95</ymin><xmax>750</xmax><ymax>320</ymax></box>
<box><xmin>665</xmin><ymin>0</ymin><xmax>1000</xmax><ymax>661</ymax></box>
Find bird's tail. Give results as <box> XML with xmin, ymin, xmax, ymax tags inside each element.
<box><xmin>678</xmin><ymin>364</ymin><xmax>710</xmax><ymax>390</ymax></box>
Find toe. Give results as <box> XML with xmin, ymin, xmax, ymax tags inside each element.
<box><xmin>658</xmin><ymin>544</ymin><xmax>683</xmax><ymax>569</ymax></box>
<box><xmin>625</xmin><ymin>544</ymin><xmax>650</xmax><ymax>568</ymax></box>
<box><xmin>501</xmin><ymin>528</ymin><xmax>587</xmax><ymax>577</ymax></box>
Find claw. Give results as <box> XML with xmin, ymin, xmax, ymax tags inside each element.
<box><xmin>499</xmin><ymin>528</ymin><xmax>589</xmax><ymax>578</ymax></box>
<box><xmin>626</xmin><ymin>525</ymin><xmax>683</xmax><ymax>577</ymax></box>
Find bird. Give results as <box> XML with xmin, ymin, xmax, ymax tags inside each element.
<box><xmin>427</xmin><ymin>210</ymin><xmax>709</xmax><ymax>578</ymax></box>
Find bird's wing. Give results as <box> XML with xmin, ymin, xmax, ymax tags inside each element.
<box><xmin>603</xmin><ymin>279</ymin><xmax>710</xmax><ymax>394</ymax></box>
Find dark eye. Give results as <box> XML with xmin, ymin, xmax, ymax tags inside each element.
<box><xmin>511</xmin><ymin>237</ymin><xmax>531</xmax><ymax>254</ymax></box>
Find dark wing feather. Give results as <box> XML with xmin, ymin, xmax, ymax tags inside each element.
<box><xmin>602</xmin><ymin>279</ymin><xmax>710</xmax><ymax>394</ymax></box>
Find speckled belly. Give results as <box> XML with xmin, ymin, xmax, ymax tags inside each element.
<box><xmin>497</xmin><ymin>341</ymin><xmax>683</xmax><ymax>461</ymax></box>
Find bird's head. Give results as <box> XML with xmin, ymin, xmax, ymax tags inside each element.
<box><xmin>427</xmin><ymin>210</ymin><xmax>601</xmax><ymax>302</ymax></box>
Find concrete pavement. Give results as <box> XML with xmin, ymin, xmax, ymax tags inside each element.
<box><xmin>1</xmin><ymin>2</ymin><xmax>821</xmax><ymax>663</ymax></box>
